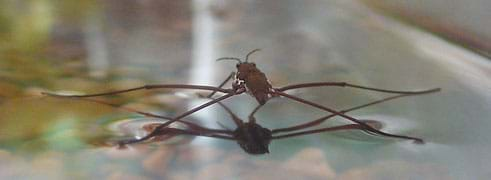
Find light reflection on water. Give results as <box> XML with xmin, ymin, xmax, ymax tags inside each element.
<box><xmin>108</xmin><ymin>117</ymin><xmax>195</xmax><ymax>145</ymax></box>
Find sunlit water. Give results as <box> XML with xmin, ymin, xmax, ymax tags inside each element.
<box><xmin>0</xmin><ymin>0</ymin><xmax>490</xmax><ymax>179</ymax></box>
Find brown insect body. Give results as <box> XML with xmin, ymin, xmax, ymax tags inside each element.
<box><xmin>235</xmin><ymin>62</ymin><xmax>274</xmax><ymax>105</ymax></box>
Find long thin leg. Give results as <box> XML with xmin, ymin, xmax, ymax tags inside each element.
<box><xmin>119</xmin><ymin>74</ymin><xmax>245</xmax><ymax>145</ymax></box>
<box><xmin>42</xmin><ymin>84</ymin><xmax>233</xmax><ymax>98</ymax></box>
<box><xmin>272</xmin><ymin>91</ymin><xmax>423</xmax><ymax>143</ymax></box>
<box><xmin>272</xmin><ymin>89</ymin><xmax>439</xmax><ymax>134</ymax></box>
<box><xmin>248</xmin><ymin>104</ymin><xmax>263</xmax><ymax>124</ymax></box>
<box><xmin>199</xmin><ymin>71</ymin><xmax>244</xmax><ymax>126</ymax></box>
<box><xmin>152</xmin><ymin>127</ymin><xmax>235</xmax><ymax>140</ymax></box>
<box><xmin>119</xmin><ymin>91</ymin><xmax>241</xmax><ymax>145</ymax></box>
<box><xmin>277</xmin><ymin>82</ymin><xmax>440</xmax><ymax>95</ymax></box>
<box><xmin>198</xmin><ymin>92</ymin><xmax>244</xmax><ymax>126</ymax></box>
<box><xmin>272</xmin><ymin>124</ymin><xmax>366</xmax><ymax>139</ymax></box>
<box><xmin>193</xmin><ymin>73</ymin><xmax>247</xmax><ymax>127</ymax></box>
<box><xmin>78</xmin><ymin>98</ymin><xmax>232</xmax><ymax>134</ymax></box>
<box><xmin>197</xmin><ymin>90</ymin><xmax>244</xmax><ymax>127</ymax></box>
<box><xmin>213</xmin><ymin>100</ymin><xmax>244</xmax><ymax>127</ymax></box>
<box><xmin>207</xmin><ymin>72</ymin><xmax>235</xmax><ymax>98</ymax></box>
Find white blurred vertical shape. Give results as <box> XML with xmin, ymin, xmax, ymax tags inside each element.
<box><xmin>189</xmin><ymin>0</ymin><xmax>218</xmax><ymax>145</ymax></box>
<box><xmin>84</xmin><ymin>14</ymin><xmax>109</xmax><ymax>78</ymax></box>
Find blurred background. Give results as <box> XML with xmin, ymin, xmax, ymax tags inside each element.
<box><xmin>0</xmin><ymin>0</ymin><xmax>490</xmax><ymax>179</ymax></box>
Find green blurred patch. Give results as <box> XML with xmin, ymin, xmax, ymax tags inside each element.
<box><xmin>0</xmin><ymin>97</ymin><xmax>124</xmax><ymax>152</ymax></box>
<box><xmin>0</xmin><ymin>0</ymin><xmax>180</xmax><ymax>154</ymax></box>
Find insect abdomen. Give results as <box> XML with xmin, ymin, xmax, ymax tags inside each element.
<box><xmin>245</xmin><ymin>72</ymin><xmax>273</xmax><ymax>105</ymax></box>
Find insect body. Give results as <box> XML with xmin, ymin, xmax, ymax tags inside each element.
<box><xmin>218</xmin><ymin>49</ymin><xmax>275</xmax><ymax>105</ymax></box>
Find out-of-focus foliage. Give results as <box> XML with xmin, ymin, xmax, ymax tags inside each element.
<box><xmin>0</xmin><ymin>1</ymin><xmax>101</xmax><ymax>94</ymax></box>
<box><xmin>0</xmin><ymin>0</ymin><xmax>53</xmax><ymax>53</ymax></box>
<box><xmin>0</xmin><ymin>97</ymin><xmax>119</xmax><ymax>152</ymax></box>
<box><xmin>52</xmin><ymin>0</ymin><xmax>99</xmax><ymax>22</ymax></box>
<box><xmin>0</xmin><ymin>0</ymin><xmax>98</xmax><ymax>53</ymax></box>
<box><xmin>0</xmin><ymin>0</ymin><xmax>130</xmax><ymax>152</ymax></box>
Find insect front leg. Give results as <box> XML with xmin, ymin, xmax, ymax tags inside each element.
<box><xmin>42</xmin><ymin>84</ymin><xmax>233</xmax><ymax>98</ymax></box>
<box><xmin>231</xmin><ymin>70</ymin><xmax>250</xmax><ymax>94</ymax></box>
<box><xmin>207</xmin><ymin>72</ymin><xmax>236</xmax><ymax>98</ymax></box>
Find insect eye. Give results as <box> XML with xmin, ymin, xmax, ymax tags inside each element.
<box><xmin>252</xmin><ymin>63</ymin><xmax>256</xmax><ymax>66</ymax></box>
<box><xmin>236</xmin><ymin>64</ymin><xmax>240</xmax><ymax>68</ymax></box>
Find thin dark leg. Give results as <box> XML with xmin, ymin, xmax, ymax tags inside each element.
<box><xmin>272</xmin><ymin>90</ymin><xmax>438</xmax><ymax>134</ymax></box>
<box><xmin>207</xmin><ymin>72</ymin><xmax>235</xmax><ymax>98</ymax></box>
<box><xmin>272</xmin><ymin>91</ymin><xmax>423</xmax><ymax>143</ymax></box>
<box><xmin>272</xmin><ymin>124</ymin><xmax>366</xmax><ymax>139</ymax></box>
<box><xmin>216</xmin><ymin>121</ymin><xmax>233</xmax><ymax>131</ymax></box>
<box><xmin>78</xmin><ymin>98</ymin><xmax>232</xmax><ymax>134</ymax></box>
<box><xmin>152</xmin><ymin>127</ymin><xmax>235</xmax><ymax>140</ymax></box>
<box><xmin>195</xmin><ymin>75</ymin><xmax>244</xmax><ymax>126</ymax></box>
<box><xmin>119</xmin><ymin>91</ymin><xmax>241</xmax><ymax>145</ymax></box>
<box><xmin>42</xmin><ymin>84</ymin><xmax>233</xmax><ymax>98</ymax></box>
<box><xmin>198</xmin><ymin>92</ymin><xmax>244</xmax><ymax>126</ymax></box>
<box><xmin>248</xmin><ymin>104</ymin><xmax>263</xmax><ymax>124</ymax></box>
<box><xmin>277</xmin><ymin>82</ymin><xmax>440</xmax><ymax>95</ymax></box>
<box><xmin>213</xmin><ymin>100</ymin><xmax>244</xmax><ymax>127</ymax></box>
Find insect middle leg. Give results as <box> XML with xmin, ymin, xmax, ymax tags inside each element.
<box><xmin>42</xmin><ymin>84</ymin><xmax>234</xmax><ymax>98</ymax></box>
<box><xmin>206</xmin><ymin>72</ymin><xmax>235</xmax><ymax>98</ymax></box>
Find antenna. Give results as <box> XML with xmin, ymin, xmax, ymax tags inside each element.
<box><xmin>216</xmin><ymin>57</ymin><xmax>242</xmax><ymax>63</ymax></box>
<box><xmin>245</xmin><ymin>49</ymin><xmax>261</xmax><ymax>62</ymax></box>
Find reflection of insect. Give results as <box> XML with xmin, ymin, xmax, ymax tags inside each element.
<box><xmin>43</xmin><ymin>49</ymin><xmax>440</xmax><ymax>146</ymax></box>
<box><xmin>84</xmin><ymin>91</ymin><xmax>433</xmax><ymax>154</ymax></box>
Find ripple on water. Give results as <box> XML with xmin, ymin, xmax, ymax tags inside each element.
<box><xmin>327</xmin><ymin>114</ymin><xmax>422</xmax><ymax>144</ymax></box>
<box><xmin>108</xmin><ymin>117</ymin><xmax>196</xmax><ymax>145</ymax></box>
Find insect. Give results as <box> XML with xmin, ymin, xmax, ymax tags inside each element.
<box><xmin>215</xmin><ymin>49</ymin><xmax>274</xmax><ymax>104</ymax></box>
<box><xmin>43</xmin><ymin>49</ymin><xmax>440</xmax><ymax>145</ymax></box>
<box><xmin>80</xmin><ymin>90</ymin><xmax>435</xmax><ymax>154</ymax></box>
